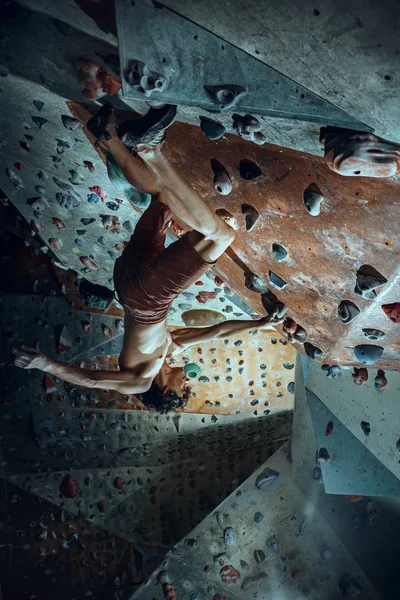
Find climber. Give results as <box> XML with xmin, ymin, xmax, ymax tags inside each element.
<box><xmin>14</xmin><ymin>103</ymin><xmax>283</xmax><ymax>412</ymax></box>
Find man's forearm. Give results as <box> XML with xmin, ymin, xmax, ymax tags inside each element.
<box><xmin>43</xmin><ymin>359</ymin><xmax>95</xmax><ymax>387</ymax></box>
<box><xmin>215</xmin><ymin>318</ymin><xmax>269</xmax><ymax>339</ymax></box>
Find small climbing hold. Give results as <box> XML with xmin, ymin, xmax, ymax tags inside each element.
<box><xmin>106</xmin><ymin>201</ymin><xmax>120</xmax><ymax>211</ymax></box>
<box><xmin>108</xmin><ymin>250</ymin><xmax>121</xmax><ymax>260</ymax></box>
<box><xmin>303</xmin><ymin>184</ymin><xmax>324</xmax><ymax>216</ymax></box>
<box><xmin>101</xmin><ymin>215</ymin><xmax>120</xmax><ymax>233</ymax></box>
<box><xmin>89</xmin><ymin>185</ymin><xmax>106</xmax><ymax>201</ymax></box>
<box><xmin>76</xmin><ymin>230</ymin><xmax>86</xmax><ymax>236</ymax></box>
<box><xmin>241</xmin><ymin>203</ymin><xmax>259</xmax><ymax>231</ymax></box>
<box><xmin>52</xmin><ymin>217</ymin><xmax>66</xmax><ymax>231</ymax></box>
<box><xmin>304</xmin><ymin>342</ymin><xmax>324</xmax><ymax>360</ymax></box>
<box><xmin>61</xmin><ymin>115</ymin><xmax>83</xmax><ymax>131</ymax></box>
<box><xmin>200</xmin><ymin>116</ymin><xmax>226</xmax><ymax>140</ymax></box>
<box><xmin>30</xmin><ymin>219</ymin><xmax>45</xmax><ymax>234</ymax></box>
<box><xmin>115</xmin><ymin>319</ymin><xmax>124</xmax><ymax>332</ymax></box>
<box><xmin>255</xmin><ymin>467</ymin><xmax>279</xmax><ymax>489</ymax></box>
<box><xmin>354</xmin><ymin>344</ymin><xmax>383</xmax><ymax>365</ymax></box>
<box><xmin>80</xmin><ymin>256</ymin><xmax>99</xmax><ymax>271</ymax></box>
<box><xmin>122</xmin><ymin>220</ymin><xmax>133</xmax><ymax>233</ymax></box>
<box><xmin>204</xmin><ymin>84</ymin><xmax>246</xmax><ymax>109</ymax></box>
<box><xmin>6</xmin><ymin>168</ymin><xmax>23</xmax><ymax>188</ymax></box>
<box><xmin>325</xmin><ymin>421</ymin><xmax>334</xmax><ymax>436</ymax></box>
<box><xmin>0</xmin><ymin>64</ymin><xmax>9</xmax><ymax>77</ymax></box>
<box><xmin>317</xmin><ymin>447</ymin><xmax>330</xmax><ymax>463</ymax></box>
<box><xmin>338</xmin><ymin>300</ymin><xmax>360</xmax><ymax>324</ymax></box>
<box><xmin>374</xmin><ymin>369</ymin><xmax>387</xmax><ymax>389</ymax></box>
<box><xmin>14</xmin><ymin>162</ymin><xmax>24</xmax><ymax>171</ymax></box>
<box><xmin>75</xmin><ymin>238</ymin><xmax>84</xmax><ymax>248</ymax></box>
<box><xmin>254</xmin><ymin>512</ymin><xmax>264</xmax><ymax>523</ymax></box>
<box><xmin>57</xmin><ymin>325</ymin><xmax>72</xmax><ymax>353</ymax></box>
<box><xmin>240</xmin><ymin>560</ymin><xmax>249</xmax><ymax>570</ymax></box>
<box><xmin>362</xmin><ymin>328</ymin><xmax>385</xmax><ymax>341</ymax></box>
<box><xmin>355</xmin><ymin>265</ymin><xmax>387</xmax><ymax>299</ymax></box>
<box><xmin>321</xmin><ymin>546</ymin><xmax>333</xmax><ymax>560</ymax></box>
<box><xmin>381</xmin><ymin>302</ymin><xmax>400</xmax><ymax>323</ymax></box>
<box><xmin>81</xmin><ymin>218</ymin><xmax>96</xmax><ymax>226</ymax></box>
<box><xmin>31</xmin><ymin>116</ymin><xmax>48</xmax><ymax>129</ymax></box>
<box><xmin>244</xmin><ymin>271</ymin><xmax>268</xmax><ymax>294</ymax></box>
<box><xmin>35</xmin><ymin>185</ymin><xmax>46</xmax><ymax>195</ymax></box>
<box><xmin>352</xmin><ymin>367</ymin><xmax>368</xmax><ymax>385</ymax></box>
<box><xmin>78</xmin><ymin>57</ymin><xmax>121</xmax><ymax>100</ymax></box>
<box><xmin>220</xmin><ymin>564</ymin><xmax>241</xmax><ymax>584</ymax></box>
<box><xmin>272</xmin><ymin>242</ymin><xmax>288</xmax><ymax>262</ymax></box>
<box><xmin>210</xmin><ymin>159</ymin><xmax>232</xmax><ymax>195</ymax></box>
<box><xmin>321</xmin><ymin>364</ymin><xmax>342</xmax><ymax>378</ymax></box>
<box><xmin>198</xmin><ymin>375</ymin><xmax>210</xmax><ymax>383</ymax></box>
<box><xmin>69</xmin><ymin>170</ymin><xmax>85</xmax><ymax>185</ymax></box>
<box><xmin>114</xmin><ymin>477</ymin><xmax>124</xmax><ymax>490</ymax></box>
<box><xmin>254</xmin><ymin>549</ymin><xmax>266</xmax><ymax>563</ymax></box>
<box><xmin>266</xmin><ymin>536</ymin><xmax>279</xmax><ymax>553</ymax></box>
<box><xmin>60</xmin><ymin>474</ymin><xmax>80</xmax><ymax>498</ymax></box>
<box><xmin>102</xmin><ymin>325</ymin><xmax>113</xmax><ymax>337</ymax></box>
<box><xmin>313</xmin><ymin>467</ymin><xmax>322</xmax><ymax>481</ymax></box>
<box><xmin>287</xmin><ymin>382</ymin><xmax>295</xmax><ymax>395</ymax></box>
<box><xmin>33</xmin><ymin>100</ymin><xmax>45</xmax><ymax>111</ymax></box>
<box><xmin>232</xmin><ymin>113</ymin><xmax>261</xmax><ymax>137</ymax></box>
<box><xmin>49</xmin><ymin>238</ymin><xmax>63</xmax><ymax>251</ymax></box>
<box><xmin>241</xmin><ymin>573</ymin><xmax>268</xmax><ymax>591</ymax></box>
<box><xmin>215</xmin><ymin>208</ymin><xmax>238</xmax><ymax>229</ymax></box>
<box><xmin>223</xmin><ymin>527</ymin><xmax>237</xmax><ymax>547</ymax></box>
<box><xmin>83</xmin><ymin>160</ymin><xmax>95</xmax><ymax>172</ymax></box>
<box><xmin>269</xmin><ymin>271</ymin><xmax>287</xmax><ymax>290</ymax></box>
<box><xmin>283</xmin><ymin>361</ymin><xmax>294</xmax><ymax>370</ymax></box>
<box><xmin>239</xmin><ymin>159</ymin><xmax>262</xmax><ymax>180</ymax></box>
<box><xmin>338</xmin><ymin>575</ymin><xmax>363</xmax><ymax>598</ymax></box>
<box><xmin>253</xmin><ymin>132</ymin><xmax>267</xmax><ymax>145</ymax></box>
<box><xmin>87</xmin><ymin>193</ymin><xmax>100</xmax><ymax>204</ymax></box>
<box><xmin>19</xmin><ymin>141</ymin><xmax>31</xmax><ymax>152</ymax></box>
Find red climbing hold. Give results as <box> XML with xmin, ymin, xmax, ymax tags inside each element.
<box><xmin>14</xmin><ymin>162</ymin><xmax>24</xmax><ymax>171</ymax></box>
<box><xmin>382</xmin><ymin>302</ymin><xmax>400</xmax><ymax>323</ymax></box>
<box><xmin>213</xmin><ymin>595</ymin><xmax>227</xmax><ymax>600</ymax></box>
<box><xmin>352</xmin><ymin>367</ymin><xmax>368</xmax><ymax>385</ymax></box>
<box><xmin>83</xmin><ymin>160</ymin><xmax>95</xmax><ymax>172</ymax></box>
<box><xmin>325</xmin><ymin>421</ymin><xmax>334</xmax><ymax>436</ymax></box>
<box><xmin>30</xmin><ymin>220</ymin><xmax>45</xmax><ymax>234</ymax></box>
<box><xmin>114</xmin><ymin>476</ymin><xmax>124</xmax><ymax>490</ymax></box>
<box><xmin>89</xmin><ymin>185</ymin><xmax>107</xmax><ymax>201</ymax></box>
<box><xmin>19</xmin><ymin>141</ymin><xmax>31</xmax><ymax>152</ymax></box>
<box><xmin>220</xmin><ymin>565</ymin><xmax>241</xmax><ymax>584</ymax></box>
<box><xmin>77</xmin><ymin>57</ymin><xmax>121</xmax><ymax>100</ymax></box>
<box><xmin>60</xmin><ymin>474</ymin><xmax>80</xmax><ymax>498</ymax></box>
<box><xmin>52</xmin><ymin>217</ymin><xmax>66</xmax><ymax>231</ymax></box>
<box><xmin>49</xmin><ymin>238</ymin><xmax>63</xmax><ymax>251</ymax></box>
<box><xmin>80</xmin><ymin>256</ymin><xmax>99</xmax><ymax>271</ymax></box>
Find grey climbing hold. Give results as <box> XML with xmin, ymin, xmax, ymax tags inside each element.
<box><xmin>321</xmin><ymin>364</ymin><xmax>342</xmax><ymax>378</ymax></box>
<box><xmin>31</xmin><ymin>116</ymin><xmax>48</xmax><ymax>129</ymax></box>
<box><xmin>355</xmin><ymin>265</ymin><xmax>388</xmax><ymax>299</ymax></box>
<box><xmin>354</xmin><ymin>344</ymin><xmax>383</xmax><ymax>365</ymax></box>
<box><xmin>35</xmin><ymin>185</ymin><xmax>47</xmax><ymax>195</ymax></box>
<box><xmin>97</xmin><ymin>236</ymin><xmax>106</xmax><ymax>246</ymax></box>
<box><xmin>62</xmin><ymin>115</ymin><xmax>83</xmax><ymax>131</ymax></box>
<box><xmin>0</xmin><ymin>64</ymin><xmax>9</xmax><ymax>77</ymax></box>
<box><xmin>81</xmin><ymin>218</ymin><xmax>96</xmax><ymax>226</ymax></box>
<box><xmin>75</xmin><ymin>238</ymin><xmax>83</xmax><ymax>248</ymax></box>
<box><xmin>223</xmin><ymin>527</ymin><xmax>237</xmax><ymax>546</ymax></box>
<box><xmin>254</xmin><ymin>549</ymin><xmax>266</xmax><ymax>563</ymax></box>
<box><xmin>33</xmin><ymin>100</ymin><xmax>44</xmax><ymax>111</ymax></box>
<box><xmin>240</xmin><ymin>159</ymin><xmax>262</xmax><ymax>180</ymax></box>
<box><xmin>287</xmin><ymin>382</ymin><xmax>295</xmax><ymax>395</ymax></box>
<box><xmin>266</xmin><ymin>535</ymin><xmax>279</xmax><ymax>553</ymax></box>
<box><xmin>338</xmin><ymin>300</ymin><xmax>360</xmax><ymax>324</ymax></box>
<box><xmin>204</xmin><ymin>84</ymin><xmax>246</xmax><ymax>110</ymax></box>
<box><xmin>106</xmin><ymin>201</ymin><xmax>120</xmax><ymax>211</ymax></box>
<box><xmin>241</xmin><ymin>203</ymin><xmax>259</xmax><ymax>231</ymax></box>
<box><xmin>232</xmin><ymin>113</ymin><xmax>261</xmax><ymax>136</ymax></box>
<box><xmin>69</xmin><ymin>170</ymin><xmax>84</xmax><ymax>185</ymax></box>
<box><xmin>338</xmin><ymin>575</ymin><xmax>363</xmax><ymax>598</ymax></box>
<box><xmin>254</xmin><ymin>512</ymin><xmax>264</xmax><ymax>523</ymax></box>
<box><xmin>241</xmin><ymin>573</ymin><xmax>268</xmax><ymax>591</ymax></box>
<box><xmin>240</xmin><ymin>560</ymin><xmax>249</xmax><ymax>570</ymax></box>
<box><xmin>53</xmin><ymin>177</ymin><xmax>81</xmax><ymax>199</ymax></box>
<box><xmin>198</xmin><ymin>375</ymin><xmax>210</xmax><ymax>383</ymax></box>
<box><xmin>272</xmin><ymin>243</ymin><xmax>288</xmax><ymax>262</ymax></box>
<box><xmin>76</xmin><ymin>229</ymin><xmax>86</xmax><ymax>236</ymax></box>
<box><xmin>56</xmin><ymin>192</ymin><xmax>79</xmax><ymax>209</ymax></box>
<box><xmin>122</xmin><ymin>220</ymin><xmax>133</xmax><ymax>233</ymax></box>
<box><xmin>255</xmin><ymin>467</ymin><xmax>279</xmax><ymax>489</ymax></box>
<box><xmin>200</xmin><ymin>116</ymin><xmax>226</xmax><ymax>140</ymax></box>
<box><xmin>244</xmin><ymin>271</ymin><xmax>268</xmax><ymax>294</ymax></box>
<box><xmin>304</xmin><ymin>342</ymin><xmax>324</xmax><ymax>360</ymax></box>
<box><xmin>124</xmin><ymin>59</ymin><xmax>166</xmax><ymax>97</ymax></box>
<box><xmin>157</xmin><ymin>571</ymin><xmax>171</xmax><ymax>585</ymax></box>
<box><xmin>269</xmin><ymin>271</ymin><xmax>287</xmax><ymax>290</ymax></box>
<box><xmin>283</xmin><ymin>361</ymin><xmax>294</xmax><ymax>370</ymax></box>
<box><xmin>313</xmin><ymin>467</ymin><xmax>322</xmax><ymax>481</ymax></box>
<box><xmin>303</xmin><ymin>184</ymin><xmax>324</xmax><ymax>216</ymax></box>
<box><xmin>261</xmin><ymin>290</ymin><xmax>287</xmax><ymax>319</ymax></box>
<box><xmin>210</xmin><ymin>159</ymin><xmax>232</xmax><ymax>195</ymax></box>
<box><xmin>362</xmin><ymin>328</ymin><xmax>385</xmax><ymax>341</ymax></box>
<box><xmin>360</xmin><ymin>421</ymin><xmax>371</xmax><ymax>436</ymax></box>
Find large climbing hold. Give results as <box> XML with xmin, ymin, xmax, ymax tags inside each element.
<box><xmin>338</xmin><ymin>300</ymin><xmax>360</xmax><ymax>323</ymax></box>
<box><xmin>382</xmin><ymin>302</ymin><xmax>400</xmax><ymax>323</ymax></box>
<box><xmin>354</xmin><ymin>344</ymin><xmax>384</xmax><ymax>365</ymax></box>
<box><xmin>304</xmin><ymin>342</ymin><xmax>324</xmax><ymax>360</ymax></box>
<box><xmin>303</xmin><ymin>184</ymin><xmax>324</xmax><ymax>216</ymax></box>
<box><xmin>320</xmin><ymin>126</ymin><xmax>400</xmax><ymax>178</ymax></box>
<box><xmin>354</xmin><ymin>265</ymin><xmax>387</xmax><ymax>299</ymax></box>
<box><xmin>261</xmin><ymin>290</ymin><xmax>287</xmax><ymax>319</ymax></box>
<box><xmin>77</xmin><ymin>57</ymin><xmax>121</xmax><ymax>100</ymax></box>
<box><xmin>244</xmin><ymin>271</ymin><xmax>268</xmax><ymax>294</ymax></box>
<box><xmin>241</xmin><ymin>203</ymin><xmax>259</xmax><ymax>231</ymax></box>
<box><xmin>352</xmin><ymin>367</ymin><xmax>368</xmax><ymax>386</ymax></box>
<box><xmin>204</xmin><ymin>84</ymin><xmax>246</xmax><ymax>110</ymax></box>
<box><xmin>269</xmin><ymin>271</ymin><xmax>287</xmax><ymax>290</ymax></box>
<box><xmin>211</xmin><ymin>159</ymin><xmax>232</xmax><ymax>195</ymax></box>
<box><xmin>200</xmin><ymin>116</ymin><xmax>226</xmax><ymax>140</ymax></box>
<box><xmin>374</xmin><ymin>369</ymin><xmax>387</xmax><ymax>389</ymax></box>
<box><xmin>239</xmin><ymin>159</ymin><xmax>262</xmax><ymax>180</ymax></box>
<box><xmin>61</xmin><ymin>115</ymin><xmax>83</xmax><ymax>131</ymax></box>
<box><xmin>124</xmin><ymin>59</ymin><xmax>166</xmax><ymax>97</ymax></box>
<box><xmin>362</xmin><ymin>328</ymin><xmax>385</xmax><ymax>341</ymax></box>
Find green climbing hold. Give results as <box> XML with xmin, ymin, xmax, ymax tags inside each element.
<box><xmin>184</xmin><ymin>363</ymin><xmax>202</xmax><ymax>378</ymax></box>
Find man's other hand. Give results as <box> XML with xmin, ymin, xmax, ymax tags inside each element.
<box><xmin>13</xmin><ymin>346</ymin><xmax>48</xmax><ymax>370</ymax></box>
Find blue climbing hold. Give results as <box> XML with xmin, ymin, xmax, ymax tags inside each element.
<box><xmin>354</xmin><ymin>344</ymin><xmax>384</xmax><ymax>365</ymax></box>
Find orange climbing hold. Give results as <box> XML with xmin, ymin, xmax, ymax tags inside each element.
<box><xmin>80</xmin><ymin>256</ymin><xmax>99</xmax><ymax>271</ymax></box>
<box><xmin>77</xmin><ymin>57</ymin><xmax>121</xmax><ymax>100</ymax></box>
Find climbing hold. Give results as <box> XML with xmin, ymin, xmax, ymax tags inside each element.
<box><xmin>354</xmin><ymin>344</ymin><xmax>383</xmax><ymax>365</ymax></box>
<box><xmin>283</xmin><ymin>361</ymin><xmax>294</xmax><ymax>370</ymax></box>
<box><xmin>266</xmin><ymin>536</ymin><xmax>279</xmax><ymax>553</ymax></box>
<box><xmin>253</xmin><ymin>131</ymin><xmax>267</xmax><ymax>145</ymax></box>
<box><xmin>261</xmin><ymin>290</ymin><xmax>287</xmax><ymax>319</ymax></box>
<box><xmin>303</xmin><ymin>184</ymin><xmax>324</xmax><ymax>216</ymax></box>
<box><xmin>355</xmin><ymin>265</ymin><xmax>387</xmax><ymax>299</ymax></box>
<box><xmin>101</xmin><ymin>215</ymin><xmax>120</xmax><ymax>233</ymax></box>
<box><xmin>19</xmin><ymin>141</ymin><xmax>31</xmax><ymax>152</ymax></box>
<box><xmin>244</xmin><ymin>271</ymin><xmax>268</xmax><ymax>294</ymax></box>
<box><xmin>31</xmin><ymin>116</ymin><xmax>48</xmax><ymax>129</ymax></box>
<box><xmin>204</xmin><ymin>84</ymin><xmax>246</xmax><ymax>109</ymax></box>
<box><xmin>317</xmin><ymin>448</ymin><xmax>330</xmax><ymax>463</ymax></box>
<box><xmin>56</xmin><ymin>192</ymin><xmax>79</xmax><ymax>209</ymax></box>
<box><xmin>28</xmin><ymin>197</ymin><xmax>47</xmax><ymax>212</ymax></box>
<box><xmin>52</xmin><ymin>217</ymin><xmax>66</xmax><ymax>231</ymax></box>
<box><xmin>75</xmin><ymin>238</ymin><xmax>84</xmax><ymax>248</ymax></box>
<box><xmin>338</xmin><ymin>300</ymin><xmax>360</xmax><ymax>323</ymax></box>
<box><xmin>215</xmin><ymin>208</ymin><xmax>238</xmax><ymax>229</ymax></box>
<box><xmin>122</xmin><ymin>220</ymin><xmax>133</xmax><ymax>233</ymax></box>
<box><xmin>87</xmin><ymin>193</ymin><xmax>100</xmax><ymax>204</ymax></box>
<box><xmin>381</xmin><ymin>302</ymin><xmax>400</xmax><ymax>323</ymax></box>
<box><xmin>239</xmin><ymin>159</ymin><xmax>262</xmax><ymax>180</ymax></box>
<box><xmin>106</xmin><ymin>201</ymin><xmax>120</xmax><ymax>211</ymax></box>
<box><xmin>89</xmin><ymin>185</ymin><xmax>106</xmax><ymax>200</ymax></box>
<box><xmin>240</xmin><ymin>560</ymin><xmax>249</xmax><ymax>571</ymax></box>
<box><xmin>210</xmin><ymin>159</ymin><xmax>232</xmax><ymax>195</ymax></box>
<box><xmin>60</xmin><ymin>474</ymin><xmax>80</xmax><ymax>498</ymax></box>
<box><xmin>80</xmin><ymin>256</ymin><xmax>99</xmax><ymax>271</ymax></box>
<box><xmin>30</xmin><ymin>219</ymin><xmax>45</xmax><ymax>234</ymax></box>
<box><xmin>33</xmin><ymin>100</ymin><xmax>45</xmax><ymax>111</ymax></box>
<box><xmin>321</xmin><ymin>546</ymin><xmax>333</xmax><ymax>560</ymax></box>
<box><xmin>338</xmin><ymin>575</ymin><xmax>363</xmax><ymax>598</ymax></box>
<box><xmin>321</xmin><ymin>364</ymin><xmax>342</xmax><ymax>378</ymax></box>
<box><xmin>69</xmin><ymin>170</ymin><xmax>85</xmax><ymax>185</ymax></box>
<box><xmin>5</xmin><ymin>168</ymin><xmax>23</xmax><ymax>188</ymax></box>
<box><xmin>241</xmin><ymin>203</ymin><xmax>259</xmax><ymax>231</ymax></box>
<box><xmin>83</xmin><ymin>160</ymin><xmax>95</xmax><ymax>172</ymax></box>
<box><xmin>200</xmin><ymin>116</ymin><xmax>226</xmax><ymax>140</ymax></box>
<box><xmin>361</xmin><ymin>421</ymin><xmax>371</xmax><ymax>436</ymax></box>
<box><xmin>114</xmin><ymin>476</ymin><xmax>124</xmax><ymax>490</ymax></box>
<box><xmin>255</xmin><ymin>467</ymin><xmax>279</xmax><ymax>489</ymax></box>
<box><xmin>77</xmin><ymin>57</ymin><xmax>121</xmax><ymax>100</ymax></box>
<box><xmin>362</xmin><ymin>328</ymin><xmax>385</xmax><ymax>341</ymax></box>
<box><xmin>269</xmin><ymin>271</ymin><xmax>287</xmax><ymax>290</ymax></box>
<box><xmin>232</xmin><ymin>113</ymin><xmax>261</xmax><ymax>137</ymax></box>
<box><xmin>313</xmin><ymin>467</ymin><xmax>322</xmax><ymax>481</ymax></box>
<box><xmin>35</xmin><ymin>185</ymin><xmax>46</xmax><ymax>195</ymax></box>
<box><xmin>325</xmin><ymin>421</ymin><xmax>334</xmax><ymax>436</ymax></box>
<box><xmin>61</xmin><ymin>115</ymin><xmax>83</xmax><ymax>131</ymax></box>
<box><xmin>198</xmin><ymin>375</ymin><xmax>210</xmax><ymax>383</ymax></box>
<box><xmin>184</xmin><ymin>363</ymin><xmax>202</xmax><ymax>378</ymax></box>
<box><xmin>241</xmin><ymin>573</ymin><xmax>268</xmax><ymax>591</ymax></box>
<box><xmin>374</xmin><ymin>369</ymin><xmax>387</xmax><ymax>389</ymax></box>
<box><xmin>352</xmin><ymin>367</ymin><xmax>368</xmax><ymax>385</ymax></box>
<box><xmin>108</xmin><ymin>250</ymin><xmax>121</xmax><ymax>260</ymax></box>
<box><xmin>254</xmin><ymin>549</ymin><xmax>266</xmax><ymax>563</ymax></box>
<box><xmin>254</xmin><ymin>512</ymin><xmax>264</xmax><ymax>523</ymax></box>
<box><xmin>223</xmin><ymin>527</ymin><xmax>237</xmax><ymax>547</ymax></box>
<box><xmin>283</xmin><ymin>318</ymin><xmax>307</xmax><ymax>343</ymax></box>
<box><xmin>81</xmin><ymin>219</ymin><xmax>96</xmax><ymax>228</ymax></box>
<box><xmin>124</xmin><ymin>59</ymin><xmax>166</xmax><ymax>96</ymax></box>
<box><xmin>304</xmin><ymin>342</ymin><xmax>324</xmax><ymax>359</ymax></box>
<box><xmin>102</xmin><ymin>325</ymin><xmax>113</xmax><ymax>337</ymax></box>
<box><xmin>272</xmin><ymin>243</ymin><xmax>288</xmax><ymax>262</ymax></box>
<box><xmin>220</xmin><ymin>564</ymin><xmax>241</xmax><ymax>584</ymax></box>
<box><xmin>54</xmin><ymin>177</ymin><xmax>80</xmax><ymax>197</ymax></box>
<box><xmin>14</xmin><ymin>162</ymin><xmax>24</xmax><ymax>171</ymax></box>
<box><xmin>49</xmin><ymin>238</ymin><xmax>63</xmax><ymax>251</ymax></box>
<box><xmin>287</xmin><ymin>382</ymin><xmax>295</xmax><ymax>395</ymax></box>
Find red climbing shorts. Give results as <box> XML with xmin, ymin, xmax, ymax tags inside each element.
<box><xmin>113</xmin><ymin>199</ymin><xmax>211</xmax><ymax>324</ymax></box>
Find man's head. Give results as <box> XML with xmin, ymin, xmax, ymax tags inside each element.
<box><xmin>139</xmin><ymin>363</ymin><xmax>191</xmax><ymax>413</ymax></box>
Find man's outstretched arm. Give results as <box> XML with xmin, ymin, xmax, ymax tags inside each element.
<box><xmin>13</xmin><ymin>346</ymin><xmax>150</xmax><ymax>394</ymax></box>
<box><xmin>171</xmin><ymin>314</ymin><xmax>282</xmax><ymax>352</ymax></box>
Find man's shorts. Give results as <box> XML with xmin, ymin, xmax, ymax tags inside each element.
<box><xmin>113</xmin><ymin>199</ymin><xmax>212</xmax><ymax>324</ymax></box>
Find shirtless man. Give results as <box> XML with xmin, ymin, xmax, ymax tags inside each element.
<box><xmin>14</xmin><ymin>104</ymin><xmax>281</xmax><ymax>412</ymax></box>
